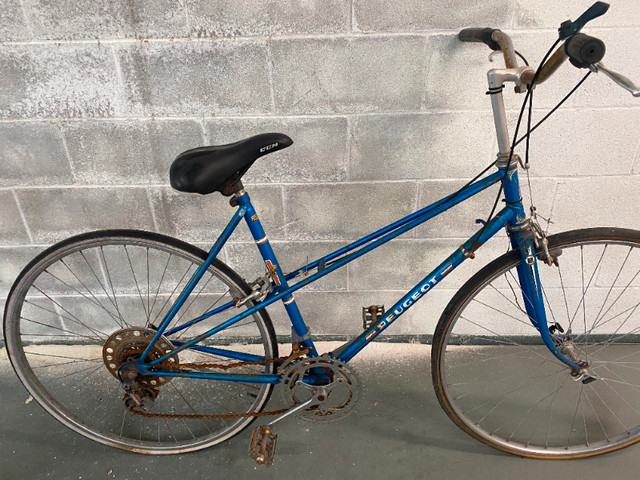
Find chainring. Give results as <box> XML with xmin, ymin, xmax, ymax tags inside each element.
<box><xmin>280</xmin><ymin>355</ymin><xmax>361</xmax><ymax>423</ymax></box>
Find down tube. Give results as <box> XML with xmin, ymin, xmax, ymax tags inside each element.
<box><xmin>333</xmin><ymin>207</ymin><xmax>515</xmax><ymax>363</ymax></box>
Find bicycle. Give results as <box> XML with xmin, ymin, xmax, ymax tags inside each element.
<box><xmin>4</xmin><ymin>1</ymin><xmax>640</xmax><ymax>464</ymax></box>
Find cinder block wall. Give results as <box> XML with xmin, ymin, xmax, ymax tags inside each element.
<box><xmin>1</xmin><ymin>0</ymin><xmax>639</xmax><ymax>339</ymax></box>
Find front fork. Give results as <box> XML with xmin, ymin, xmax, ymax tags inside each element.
<box><xmin>509</xmin><ymin>212</ymin><xmax>596</xmax><ymax>380</ymax></box>
<box><xmin>502</xmin><ymin>161</ymin><xmax>593</xmax><ymax>379</ymax></box>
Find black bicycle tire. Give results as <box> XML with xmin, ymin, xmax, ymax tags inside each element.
<box><xmin>431</xmin><ymin>227</ymin><xmax>640</xmax><ymax>459</ymax></box>
<box><xmin>3</xmin><ymin>229</ymin><xmax>279</xmax><ymax>454</ymax></box>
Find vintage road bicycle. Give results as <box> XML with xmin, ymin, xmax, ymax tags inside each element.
<box><xmin>4</xmin><ymin>2</ymin><xmax>640</xmax><ymax>464</ymax></box>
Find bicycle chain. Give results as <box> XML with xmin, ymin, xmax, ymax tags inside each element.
<box><xmin>127</xmin><ymin>347</ymin><xmax>311</xmax><ymax>420</ymax></box>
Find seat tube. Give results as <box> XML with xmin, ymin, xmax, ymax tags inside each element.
<box><xmin>233</xmin><ymin>191</ymin><xmax>318</xmax><ymax>356</ymax></box>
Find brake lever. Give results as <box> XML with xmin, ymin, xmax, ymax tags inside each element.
<box><xmin>589</xmin><ymin>62</ymin><xmax>640</xmax><ymax>97</ymax></box>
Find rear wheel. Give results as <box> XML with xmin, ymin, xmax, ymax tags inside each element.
<box><xmin>432</xmin><ymin>228</ymin><xmax>640</xmax><ymax>458</ymax></box>
<box><xmin>3</xmin><ymin>230</ymin><xmax>278</xmax><ymax>454</ymax></box>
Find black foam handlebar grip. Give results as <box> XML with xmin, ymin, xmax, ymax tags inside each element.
<box><xmin>564</xmin><ymin>33</ymin><xmax>606</xmax><ymax>67</ymax></box>
<box><xmin>458</xmin><ymin>28</ymin><xmax>501</xmax><ymax>51</ymax></box>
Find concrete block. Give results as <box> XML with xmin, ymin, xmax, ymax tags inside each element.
<box><xmin>116</xmin><ymin>40</ymin><xmax>272</xmax><ymax>116</ymax></box>
<box><xmin>226</xmin><ymin>241</ymin><xmax>348</xmax><ymax>292</ymax></box>
<box><xmin>424</xmin><ymin>34</ymin><xmax>503</xmax><ymax>111</ymax></box>
<box><xmin>23</xmin><ymin>0</ymin><xmax>189</xmax><ymax>40</ymax></box>
<box><xmin>0</xmin><ymin>191</ymin><xmax>30</xmax><ymax>245</ymax></box>
<box><xmin>15</xmin><ymin>187</ymin><xmax>155</xmax><ymax>244</ymax></box>
<box><xmin>0</xmin><ymin>0</ymin><xmax>31</xmax><ymax>41</ymax></box>
<box><xmin>88</xmin><ymin>243</ymin><xmax>202</xmax><ymax>299</ymax></box>
<box><xmin>415</xmin><ymin>178</ymin><xmax>557</xmax><ymax>239</ymax></box>
<box><xmin>150</xmin><ymin>185</ymin><xmax>285</xmax><ymax>244</ymax></box>
<box><xmin>0</xmin><ymin>122</ymin><xmax>73</xmax><ymax>186</ymax></box>
<box><xmin>63</xmin><ymin>120</ymin><xmax>204</xmax><ymax>185</ymax></box>
<box><xmin>204</xmin><ymin>117</ymin><xmax>348</xmax><ymax>183</ymax></box>
<box><xmin>350</xmin><ymin>112</ymin><xmax>495</xmax><ymax>181</ymax></box>
<box><xmin>185</xmin><ymin>0</ymin><xmax>348</xmax><ymax>37</ymax></box>
<box><xmin>0</xmin><ymin>44</ymin><xmax>124</xmax><ymax>119</ymax></box>
<box><xmin>525</xmin><ymin>109</ymin><xmax>640</xmax><ymax>177</ymax></box>
<box><xmin>415</xmin><ymin>179</ymin><xmax>501</xmax><ymax>239</ymax></box>
<box><xmin>11</xmin><ymin>297</ymin><xmax>66</xmax><ymax>342</ymax></box>
<box><xmin>347</xmin><ymin>238</ymin><xmax>508</xmax><ymax>292</ymax></box>
<box><xmin>271</xmin><ymin>36</ymin><xmax>427</xmax><ymax>114</ymax></box>
<box><xmin>24</xmin><ymin>248</ymin><xmax>106</xmax><ymax>296</ymax></box>
<box><xmin>353</xmin><ymin>0</ymin><xmax>514</xmax><ymax>32</ymax></box>
<box><xmin>550</xmin><ymin>176</ymin><xmax>640</xmax><ymax>232</ymax></box>
<box><xmin>514</xmin><ymin>0</ymin><xmax>640</xmax><ymax>29</ymax></box>
<box><xmin>283</xmin><ymin>183</ymin><xmax>417</xmax><ymax>241</ymax></box>
<box><xmin>0</xmin><ymin>247</ymin><xmax>44</xmax><ymax>298</ymax></box>
<box><xmin>272</xmin><ymin>289</ymin><xmax>454</xmax><ymax>336</ymax></box>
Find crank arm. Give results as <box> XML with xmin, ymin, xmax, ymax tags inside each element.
<box><xmin>267</xmin><ymin>388</ymin><xmax>325</xmax><ymax>427</ymax></box>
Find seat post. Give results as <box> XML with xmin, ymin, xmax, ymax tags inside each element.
<box><xmin>222</xmin><ymin>179</ymin><xmax>245</xmax><ymax>197</ymax></box>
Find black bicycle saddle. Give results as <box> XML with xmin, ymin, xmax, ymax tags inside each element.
<box><xmin>170</xmin><ymin>133</ymin><xmax>293</xmax><ymax>196</ymax></box>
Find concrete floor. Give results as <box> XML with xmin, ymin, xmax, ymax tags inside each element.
<box><xmin>2</xmin><ymin>343</ymin><xmax>640</xmax><ymax>480</ymax></box>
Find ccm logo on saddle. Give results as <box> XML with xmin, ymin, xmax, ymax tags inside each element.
<box><xmin>260</xmin><ymin>143</ymin><xmax>279</xmax><ymax>153</ymax></box>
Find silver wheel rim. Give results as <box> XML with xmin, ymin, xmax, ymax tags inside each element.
<box><xmin>5</xmin><ymin>234</ymin><xmax>275</xmax><ymax>453</ymax></box>
<box><xmin>439</xmin><ymin>237</ymin><xmax>640</xmax><ymax>457</ymax></box>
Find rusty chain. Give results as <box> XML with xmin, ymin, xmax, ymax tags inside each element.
<box><xmin>127</xmin><ymin>346</ymin><xmax>311</xmax><ymax>420</ymax></box>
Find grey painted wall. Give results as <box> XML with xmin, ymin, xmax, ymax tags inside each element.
<box><xmin>1</xmin><ymin>0</ymin><xmax>639</xmax><ymax>338</ymax></box>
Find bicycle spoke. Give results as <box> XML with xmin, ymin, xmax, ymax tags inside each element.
<box><xmin>587</xmin><ymin>382</ymin><xmax>630</xmax><ymax>434</ymax></box>
<box><xmin>6</xmin><ymin>233</ymin><xmax>276</xmax><ymax>452</ymax></box>
<box><xmin>50</xmin><ymin>263</ymin><xmax>123</xmax><ymax>328</ymax></box>
<box><xmin>27</xmin><ymin>290</ymin><xmax>109</xmax><ymax>340</ymax></box>
<box><xmin>590</xmin><ymin>266</ymin><xmax>640</xmax><ymax>334</ymax></box>
<box><xmin>590</xmin><ymin>246</ymin><xmax>632</xmax><ymax>335</ymax></box>
<box><xmin>78</xmin><ymin>251</ymin><xmax>123</xmax><ymax>317</ymax></box>
<box><xmin>151</xmin><ymin>263</ymin><xmax>196</xmax><ymax>328</ymax></box>
<box><xmin>436</xmin><ymin>233</ymin><xmax>640</xmax><ymax>457</ymax></box>
<box><xmin>147</xmin><ymin>253</ymin><xmax>173</xmax><ymax>328</ymax></box>
<box><xmin>598</xmin><ymin>366</ymin><xmax>640</xmax><ymax>415</ymax></box>
<box><xmin>566</xmin><ymin>383</ymin><xmax>585</xmax><ymax>449</ymax></box>
<box><xmin>457</xmin><ymin>315</ymin><xmax>565</xmax><ymax>367</ymax></box>
<box><xmin>124</xmin><ymin>245</ymin><xmax>150</xmax><ymax>323</ymax></box>
<box><xmin>99</xmin><ymin>246</ymin><xmax>128</xmax><ymax>329</ymax></box>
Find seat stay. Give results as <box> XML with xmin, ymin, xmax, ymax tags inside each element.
<box><xmin>138</xmin><ymin>205</ymin><xmax>247</xmax><ymax>363</ymax></box>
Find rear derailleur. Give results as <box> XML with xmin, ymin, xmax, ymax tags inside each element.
<box><xmin>120</xmin><ymin>367</ymin><xmax>159</xmax><ymax>412</ymax></box>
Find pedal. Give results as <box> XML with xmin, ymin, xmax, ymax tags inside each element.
<box><xmin>248</xmin><ymin>425</ymin><xmax>277</xmax><ymax>466</ymax></box>
<box><xmin>362</xmin><ymin>305</ymin><xmax>385</xmax><ymax>329</ymax></box>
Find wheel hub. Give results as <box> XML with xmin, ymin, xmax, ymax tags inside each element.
<box><xmin>102</xmin><ymin>327</ymin><xmax>178</xmax><ymax>387</ymax></box>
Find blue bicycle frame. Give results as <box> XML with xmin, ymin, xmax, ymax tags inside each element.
<box><xmin>133</xmin><ymin>156</ymin><xmax>582</xmax><ymax>384</ymax></box>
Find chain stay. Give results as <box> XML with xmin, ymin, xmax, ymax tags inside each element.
<box><xmin>127</xmin><ymin>346</ymin><xmax>311</xmax><ymax>420</ymax></box>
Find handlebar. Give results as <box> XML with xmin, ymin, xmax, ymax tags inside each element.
<box><xmin>458</xmin><ymin>2</ymin><xmax>612</xmax><ymax>88</ymax></box>
<box><xmin>458</xmin><ymin>28</ymin><xmax>519</xmax><ymax>70</ymax></box>
<box><xmin>458</xmin><ymin>28</ymin><xmax>501</xmax><ymax>50</ymax></box>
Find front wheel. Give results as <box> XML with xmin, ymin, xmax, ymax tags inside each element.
<box><xmin>432</xmin><ymin>228</ymin><xmax>640</xmax><ymax>458</ymax></box>
<box><xmin>3</xmin><ymin>230</ymin><xmax>278</xmax><ymax>454</ymax></box>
